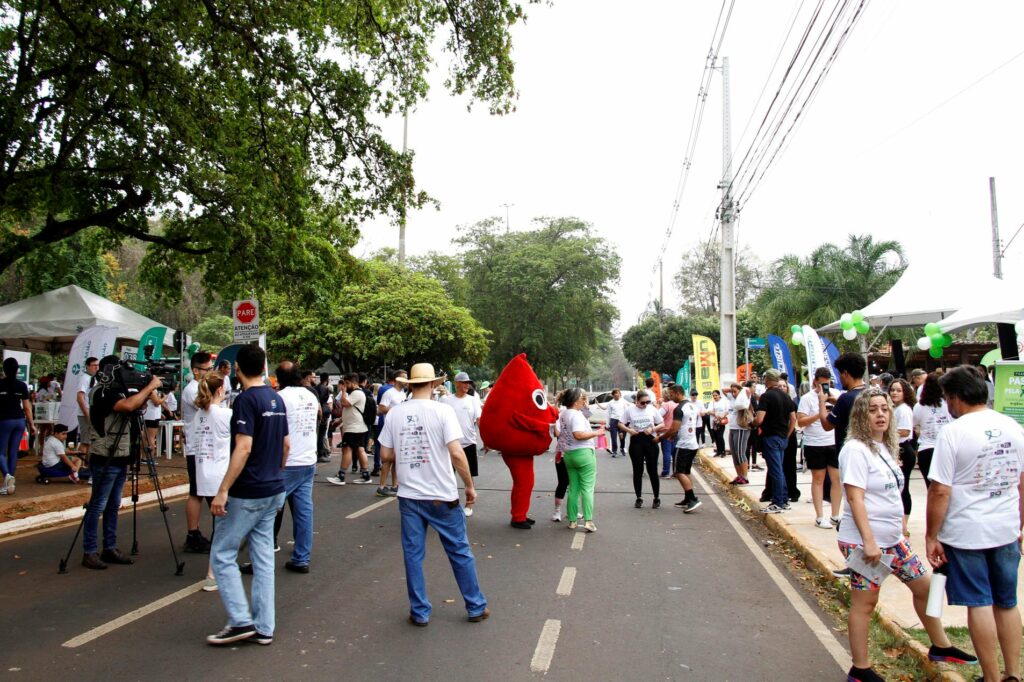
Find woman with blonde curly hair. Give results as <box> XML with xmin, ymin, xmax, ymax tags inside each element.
<box><xmin>838</xmin><ymin>388</ymin><xmax>976</xmax><ymax>682</ymax></box>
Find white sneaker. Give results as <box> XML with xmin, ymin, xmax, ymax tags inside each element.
<box><xmin>584</xmin><ymin>521</ymin><xmax>597</xmax><ymax>533</ymax></box>
<box><xmin>5</xmin><ymin>473</ymin><xmax>14</xmax><ymax>494</ymax></box>
<box><xmin>830</xmin><ymin>515</ymin><xmax>841</xmax><ymax>527</ymax></box>
<box><xmin>464</xmin><ymin>507</ymin><xmax>473</xmax><ymax>517</ymax></box>
<box><xmin>326</xmin><ymin>476</ymin><xmax>346</xmax><ymax>486</ymax></box>
<box><xmin>815</xmin><ymin>517</ymin><xmax>832</xmax><ymax>529</ymax></box>
<box><xmin>551</xmin><ymin>509</ymin><xmax>562</xmax><ymax>522</ymax></box>
<box><xmin>202</xmin><ymin>577</ymin><xmax>219</xmax><ymax>592</ymax></box>
<box><xmin>577</xmin><ymin>512</ymin><xmax>583</xmax><ymax>520</ymax></box>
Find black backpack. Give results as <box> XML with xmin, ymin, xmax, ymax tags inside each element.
<box><xmin>360</xmin><ymin>388</ymin><xmax>377</xmax><ymax>430</ymax></box>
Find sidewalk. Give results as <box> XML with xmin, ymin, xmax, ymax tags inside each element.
<box><xmin>0</xmin><ymin>449</ymin><xmax>189</xmax><ymax>535</ymax></box>
<box><xmin>697</xmin><ymin>444</ymin><xmax>1024</xmax><ymax>631</ymax></box>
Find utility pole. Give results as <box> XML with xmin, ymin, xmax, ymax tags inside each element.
<box><xmin>990</xmin><ymin>176</ymin><xmax>1002</xmax><ymax>279</ymax></box>
<box><xmin>500</xmin><ymin>203</ymin><xmax>514</xmax><ymax>233</ymax></box>
<box><xmin>717</xmin><ymin>56</ymin><xmax>737</xmax><ymax>381</ymax></box>
<box><xmin>398</xmin><ymin>111</ymin><xmax>409</xmax><ymax>266</ymax></box>
<box><xmin>658</xmin><ymin>260</ymin><xmax>664</xmax><ymax>315</ymax></box>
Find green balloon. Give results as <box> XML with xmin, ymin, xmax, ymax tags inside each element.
<box><xmin>840</xmin><ymin>320</ymin><xmax>854</xmax><ymax>331</ymax></box>
<box><xmin>791</xmin><ymin>324</ymin><xmax>802</xmax><ymax>334</ymax></box>
<box><xmin>941</xmin><ymin>333</ymin><xmax>954</xmax><ymax>347</ymax></box>
<box><xmin>929</xmin><ymin>333</ymin><xmax>944</xmax><ymax>347</ymax></box>
<box><xmin>851</xmin><ymin>311</ymin><xmax>864</xmax><ymax>324</ymax></box>
<box><xmin>855</xmin><ymin>320</ymin><xmax>870</xmax><ymax>334</ymax></box>
<box><xmin>923</xmin><ymin>322</ymin><xmax>940</xmax><ymax>336</ymax></box>
<box><xmin>929</xmin><ymin>346</ymin><xmax>943</xmax><ymax>359</ymax></box>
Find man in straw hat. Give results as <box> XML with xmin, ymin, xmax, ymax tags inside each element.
<box><xmin>379</xmin><ymin>363</ymin><xmax>489</xmax><ymax>626</ymax></box>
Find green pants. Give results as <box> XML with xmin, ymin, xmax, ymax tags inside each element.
<box><xmin>563</xmin><ymin>447</ymin><xmax>597</xmax><ymax>522</ymax></box>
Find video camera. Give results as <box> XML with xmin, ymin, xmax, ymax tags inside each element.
<box><xmin>101</xmin><ymin>346</ymin><xmax>181</xmax><ymax>394</ymax></box>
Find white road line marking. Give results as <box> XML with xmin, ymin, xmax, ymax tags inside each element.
<box><xmin>345</xmin><ymin>497</ymin><xmax>395</xmax><ymax>519</ymax></box>
<box><xmin>556</xmin><ymin>567</ymin><xmax>577</xmax><ymax>596</ymax></box>
<box><xmin>571</xmin><ymin>533</ymin><xmax>585</xmax><ymax>550</ymax></box>
<box><xmin>693</xmin><ymin>469</ymin><xmax>851</xmax><ymax>670</ymax></box>
<box><xmin>530</xmin><ymin>619</ymin><xmax>562</xmax><ymax>673</ymax></box>
<box><xmin>63</xmin><ymin>580</ymin><xmax>206</xmax><ymax>648</ymax></box>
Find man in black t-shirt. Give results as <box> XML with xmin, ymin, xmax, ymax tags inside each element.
<box><xmin>208</xmin><ymin>344</ymin><xmax>289</xmax><ymax>647</ymax></box>
<box><xmin>817</xmin><ymin>352</ymin><xmax>867</xmax><ymax>507</ymax></box>
<box><xmin>754</xmin><ymin>369</ymin><xmax>797</xmax><ymax>513</ymax></box>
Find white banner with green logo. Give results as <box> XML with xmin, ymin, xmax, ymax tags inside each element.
<box><xmin>58</xmin><ymin>326</ymin><xmax>118</xmax><ymax>429</ymax></box>
<box><xmin>994</xmin><ymin>361</ymin><xmax>1024</xmax><ymax>428</ymax></box>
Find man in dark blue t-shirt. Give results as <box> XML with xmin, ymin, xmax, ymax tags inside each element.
<box><xmin>208</xmin><ymin>344</ymin><xmax>288</xmax><ymax>647</ymax></box>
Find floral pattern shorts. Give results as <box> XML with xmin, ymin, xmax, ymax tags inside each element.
<box><xmin>838</xmin><ymin>538</ymin><xmax>928</xmax><ymax>591</ymax></box>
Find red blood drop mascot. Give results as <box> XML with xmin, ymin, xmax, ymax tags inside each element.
<box><xmin>479</xmin><ymin>354</ymin><xmax>559</xmax><ymax>528</ymax></box>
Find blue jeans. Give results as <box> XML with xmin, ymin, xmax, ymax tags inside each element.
<box><xmin>280</xmin><ymin>465</ymin><xmax>315</xmax><ymax>566</ymax></box>
<box><xmin>211</xmin><ymin>492</ymin><xmax>286</xmax><ymax>635</ymax></box>
<box><xmin>0</xmin><ymin>417</ymin><xmax>24</xmax><ymax>477</ymax></box>
<box><xmin>82</xmin><ymin>457</ymin><xmax>128</xmax><ymax>553</ymax></box>
<box><xmin>399</xmin><ymin>497</ymin><xmax>487</xmax><ymax>622</ymax></box>
<box><xmin>762</xmin><ymin>434</ymin><xmax>788</xmax><ymax>506</ymax></box>
<box><xmin>660</xmin><ymin>439</ymin><xmax>675</xmax><ymax>475</ymax></box>
<box><xmin>608</xmin><ymin>419</ymin><xmax>622</xmax><ymax>453</ymax></box>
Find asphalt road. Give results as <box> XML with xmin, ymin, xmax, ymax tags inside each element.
<box><xmin>0</xmin><ymin>447</ymin><xmax>849</xmax><ymax>681</ymax></box>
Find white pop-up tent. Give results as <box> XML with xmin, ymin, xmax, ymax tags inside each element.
<box><xmin>818</xmin><ymin>261</ymin><xmax>1005</xmax><ymax>333</ymax></box>
<box><xmin>938</xmin><ymin>276</ymin><xmax>1024</xmax><ymax>333</ymax></box>
<box><xmin>0</xmin><ymin>285</ymin><xmax>176</xmax><ymax>353</ymax></box>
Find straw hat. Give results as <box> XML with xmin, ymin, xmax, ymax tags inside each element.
<box><xmin>396</xmin><ymin>363</ymin><xmax>446</xmax><ymax>385</ymax></box>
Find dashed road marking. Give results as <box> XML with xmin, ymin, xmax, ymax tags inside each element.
<box><xmin>571</xmin><ymin>533</ymin><xmax>585</xmax><ymax>550</ymax></box>
<box><xmin>556</xmin><ymin>567</ymin><xmax>577</xmax><ymax>596</ymax></box>
<box><xmin>693</xmin><ymin>469</ymin><xmax>851</xmax><ymax>670</ymax></box>
<box><xmin>530</xmin><ymin>619</ymin><xmax>562</xmax><ymax>673</ymax></box>
<box><xmin>345</xmin><ymin>497</ymin><xmax>395</xmax><ymax>519</ymax></box>
<box><xmin>63</xmin><ymin>580</ymin><xmax>206</xmax><ymax>648</ymax></box>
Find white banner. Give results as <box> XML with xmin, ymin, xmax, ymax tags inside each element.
<box><xmin>802</xmin><ymin>325</ymin><xmax>829</xmax><ymax>381</ymax></box>
<box><xmin>2</xmin><ymin>350</ymin><xmax>31</xmax><ymax>384</ymax></box>
<box><xmin>58</xmin><ymin>326</ymin><xmax>118</xmax><ymax>428</ymax></box>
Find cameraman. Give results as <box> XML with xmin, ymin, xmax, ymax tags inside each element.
<box><xmin>82</xmin><ymin>356</ymin><xmax>163</xmax><ymax>570</ymax></box>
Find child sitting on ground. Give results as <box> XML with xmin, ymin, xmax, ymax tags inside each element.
<box><xmin>39</xmin><ymin>425</ymin><xmax>90</xmax><ymax>483</ymax></box>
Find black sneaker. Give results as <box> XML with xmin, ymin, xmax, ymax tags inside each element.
<box><xmin>674</xmin><ymin>499</ymin><xmax>687</xmax><ymax>507</ymax></box>
<box><xmin>846</xmin><ymin>665</ymin><xmax>885</xmax><ymax>682</ymax></box>
<box><xmin>184</xmin><ymin>532</ymin><xmax>211</xmax><ymax>554</ymax></box>
<box><xmin>683</xmin><ymin>499</ymin><xmax>702</xmax><ymax>513</ymax></box>
<box><xmin>239</xmin><ymin>562</ymin><xmax>253</xmax><ymax>575</ymax></box>
<box><xmin>510</xmin><ymin>520</ymin><xmax>532</xmax><ymax>530</ymax></box>
<box><xmin>207</xmin><ymin>624</ymin><xmax>256</xmax><ymax>646</ymax></box>
<box><xmin>652</xmin><ymin>499</ymin><xmax>661</xmax><ymax>509</ymax></box>
<box><xmin>634</xmin><ymin>498</ymin><xmax>643</xmax><ymax>509</ymax></box>
<box><xmin>352</xmin><ymin>471</ymin><xmax>373</xmax><ymax>484</ymax></box>
<box><xmin>832</xmin><ymin>567</ymin><xmax>852</xmax><ymax>578</ymax></box>
<box><xmin>927</xmin><ymin>644</ymin><xmax>978</xmax><ymax>664</ymax></box>
<box><xmin>252</xmin><ymin>632</ymin><xmax>273</xmax><ymax>645</ymax></box>
<box><xmin>284</xmin><ymin>561</ymin><xmax>310</xmax><ymax>574</ymax></box>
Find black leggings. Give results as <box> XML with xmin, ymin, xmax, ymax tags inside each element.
<box><xmin>711</xmin><ymin>426</ymin><xmax>726</xmax><ymax>456</ymax></box>
<box><xmin>899</xmin><ymin>443</ymin><xmax>917</xmax><ymax>516</ymax></box>
<box><xmin>554</xmin><ymin>457</ymin><xmax>569</xmax><ymax>500</ymax></box>
<box><xmin>629</xmin><ymin>434</ymin><xmax>660</xmax><ymax>500</ymax></box>
<box><xmin>918</xmin><ymin>448</ymin><xmax>934</xmax><ymax>488</ymax></box>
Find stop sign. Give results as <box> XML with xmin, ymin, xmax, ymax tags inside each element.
<box><xmin>236</xmin><ymin>301</ymin><xmax>257</xmax><ymax>324</ymax></box>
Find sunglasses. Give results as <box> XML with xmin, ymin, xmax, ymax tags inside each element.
<box><xmin>640</xmin><ymin>400</ymin><xmax>651</xmax><ymax>405</ymax></box>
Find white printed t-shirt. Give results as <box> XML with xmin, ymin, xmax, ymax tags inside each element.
<box><xmin>674</xmin><ymin>401</ymin><xmax>701</xmax><ymax>450</ymax></box>
<box><xmin>894</xmin><ymin>403</ymin><xmax>913</xmax><ymax>443</ymax></box>
<box><xmin>192</xmin><ymin>404</ymin><xmax>232</xmax><ymax>497</ymax></box>
<box><xmin>279</xmin><ymin>386</ymin><xmax>320</xmax><ymax>467</ymax></box>
<box><xmin>623</xmin><ymin>404</ymin><xmax>663</xmax><ymax>433</ymax></box>
<box><xmin>837</xmin><ymin>439</ymin><xmax>904</xmax><ymax>547</ymax></box>
<box><xmin>181</xmin><ymin>379</ymin><xmax>200</xmax><ymax>456</ymax></box>
<box><xmin>558</xmin><ymin>408</ymin><xmax>594</xmax><ymax>451</ymax></box>
<box><xmin>913</xmin><ymin>401</ymin><xmax>951</xmax><ymax>450</ymax></box>
<box><xmin>440</xmin><ymin>393</ymin><xmax>481</xmax><ymax>447</ymax></box>
<box><xmin>797</xmin><ymin>391</ymin><xmax>836</xmax><ymax>447</ymax></box>
<box><xmin>378</xmin><ymin>398</ymin><xmax>463</xmax><ymax>501</ymax></box>
<box><xmin>930</xmin><ymin>409</ymin><xmax>1024</xmax><ymax>549</ymax></box>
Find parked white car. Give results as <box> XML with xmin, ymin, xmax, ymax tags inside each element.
<box><xmin>586</xmin><ymin>390</ymin><xmax>637</xmax><ymax>425</ymax></box>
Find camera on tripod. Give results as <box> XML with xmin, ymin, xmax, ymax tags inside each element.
<box><xmin>116</xmin><ymin>345</ymin><xmax>181</xmax><ymax>393</ymax></box>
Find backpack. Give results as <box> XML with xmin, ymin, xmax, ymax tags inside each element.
<box><xmin>360</xmin><ymin>388</ymin><xmax>376</xmax><ymax>430</ymax></box>
<box><xmin>331</xmin><ymin>392</ymin><xmax>344</xmax><ymax>419</ymax></box>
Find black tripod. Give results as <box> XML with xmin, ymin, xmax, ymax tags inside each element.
<box><xmin>59</xmin><ymin>411</ymin><xmax>185</xmax><ymax>575</ymax></box>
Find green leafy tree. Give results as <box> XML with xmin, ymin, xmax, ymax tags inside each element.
<box><xmin>262</xmin><ymin>260</ymin><xmax>488</xmax><ymax>374</ymax></box>
<box><xmin>1</xmin><ymin>1</ymin><xmax>535</xmax><ymax>298</ymax></box>
<box><xmin>8</xmin><ymin>229</ymin><xmax>110</xmax><ymax>300</ymax></box>
<box><xmin>190</xmin><ymin>314</ymin><xmax>234</xmax><ymax>352</ymax></box>
<box><xmin>457</xmin><ymin>217</ymin><xmax>621</xmax><ymax>379</ymax></box>
<box><xmin>621</xmin><ymin>314</ymin><xmax>719</xmax><ymax>376</ymax></box>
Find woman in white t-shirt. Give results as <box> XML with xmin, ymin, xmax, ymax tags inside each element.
<box><xmin>557</xmin><ymin>388</ymin><xmax>603</xmax><ymax>532</ymax></box>
<box><xmin>912</xmin><ymin>374</ymin><xmax>950</xmax><ymax>487</ymax></box>
<box><xmin>192</xmin><ymin>374</ymin><xmax>231</xmax><ymax>592</ymax></box>
<box><xmin>838</xmin><ymin>388</ymin><xmax>974</xmax><ymax>682</ymax></box>
<box><xmin>888</xmin><ymin>378</ymin><xmax>916</xmax><ymax>538</ymax></box>
<box><xmin>621</xmin><ymin>390</ymin><xmax>664</xmax><ymax>509</ymax></box>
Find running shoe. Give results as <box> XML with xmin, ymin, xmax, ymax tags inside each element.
<box><xmin>760</xmin><ymin>503</ymin><xmax>785</xmax><ymax>514</ymax></box>
<box><xmin>832</xmin><ymin>567</ymin><xmax>851</xmax><ymax>578</ymax></box>
<box><xmin>353</xmin><ymin>472</ymin><xmax>373</xmax><ymax>484</ymax></box>
<box><xmin>252</xmin><ymin>632</ymin><xmax>273</xmax><ymax>645</ymax></box>
<box><xmin>927</xmin><ymin>645</ymin><xmax>978</xmax><ymax>664</ymax></box>
<box><xmin>375</xmin><ymin>486</ymin><xmax>390</xmax><ymax>497</ymax></box>
<box><xmin>464</xmin><ymin>507</ymin><xmax>473</xmax><ymax>517</ymax></box>
<box><xmin>326</xmin><ymin>475</ymin><xmax>346</xmax><ymax>486</ymax></box>
<box><xmin>652</xmin><ymin>499</ymin><xmax>661</xmax><ymax>509</ymax></box>
<box><xmin>207</xmin><ymin>624</ymin><xmax>255</xmax><ymax>646</ymax></box>
<box><xmin>846</xmin><ymin>666</ymin><xmax>885</xmax><ymax>682</ymax></box>
<box><xmin>815</xmin><ymin>518</ymin><xmax>833</xmax><ymax>529</ymax></box>
<box><xmin>674</xmin><ymin>499</ymin><xmax>687</xmax><ymax>507</ymax></box>
<box><xmin>682</xmin><ymin>499</ymin><xmax>702</xmax><ymax>513</ymax></box>
<box><xmin>202</xmin><ymin>577</ymin><xmax>219</xmax><ymax>592</ymax></box>
<box><xmin>551</xmin><ymin>509</ymin><xmax>562</xmax><ymax>522</ymax></box>
<box><xmin>634</xmin><ymin>498</ymin><xmax>643</xmax><ymax>509</ymax></box>
<box><xmin>567</xmin><ymin>521</ymin><xmax>577</xmax><ymax>530</ymax></box>
<box><xmin>830</xmin><ymin>515</ymin><xmax>841</xmax><ymax>527</ymax></box>
<box><xmin>5</xmin><ymin>473</ymin><xmax>14</xmax><ymax>494</ymax></box>
<box><xmin>584</xmin><ymin>521</ymin><xmax>597</xmax><ymax>533</ymax></box>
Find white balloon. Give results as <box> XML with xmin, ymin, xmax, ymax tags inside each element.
<box><xmin>1015</xmin><ymin>320</ymin><xmax>1024</xmax><ymax>336</ymax></box>
<box><xmin>840</xmin><ymin>313</ymin><xmax>853</xmax><ymax>323</ymax></box>
<box><xmin>917</xmin><ymin>336</ymin><xmax>932</xmax><ymax>351</ymax></box>
<box><xmin>843</xmin><ymin>328</ymin><xmax>858</xmax><ymax>341</ymax></box>
<box><xmin>792</xmin><ymin>332</ymin><xmax>805</xmax><ymax>345</ymax></box>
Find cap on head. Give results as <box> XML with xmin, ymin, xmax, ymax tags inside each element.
<box><xmin>690</xmin><ymin>389</ymin><xmax>699</xmax><ymax>396</ymax></box>
<box><xmin>396</xmin><ymin>363</ymin><xmax>446</xmax><ymax>386</ymax></box>
<box><xmin>454</xmin><ymin>371</ymin><xmax>471</xmax><ymax>383</ymax></box>
<box><xmin>763</xmin><ymin>368</ymin><xmax>781</xmax><ymax>383</ymax></box>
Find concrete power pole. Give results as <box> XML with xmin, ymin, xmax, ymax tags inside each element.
<box><xmin>990</xmin><ymin>176</ymin><xmax>1002</xmax><ymax>279</ymax></box>
<box><xmin>398</xmin><ymin>111</ymin><xmax>409</xmax><ymax>266</ymax></box>
<box><xmin>718</xmin><ymin>56</ymin><xmax>737</xmax><ymax>381</ymax></box>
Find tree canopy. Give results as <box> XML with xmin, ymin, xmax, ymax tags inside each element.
<box><xmin>457</xmin><ymin>217</ymin><xmax>621</xmax><ymax>379</ymax></box>
<box><xmin>673</xmin><ymin>236</ymin><xmax>766</xmax><ymax>315</ymax></box>
<box><xmin>1</xmin><ymin>0</ymin><xmax>533</xmax><ymax>299</ymax></box>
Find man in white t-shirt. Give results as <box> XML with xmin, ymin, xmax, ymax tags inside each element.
<box><xmin>379</xmin><ymin>363</ymin><xmax>488</xmax><ymax>626</ymax></box>
<box><xmin>926</xmin><ymin>367</ymin><xmax>1024</xmax><ymax>682</ymax></box>
<box><xmin>182</xmin><ymin>352</ymin><xmax>215</xmax><ymax>554</ymax></box>
<box><xmin>273</xmin><ymin>363</ymin><xmax>320</xmax><ymax>572</ymax></box>
<box><xmin>440</xmin><ymin>372</ymin><xmax>482</xmax><ymax>479</ymax></box>
<box><xmin>327</xmin><ymin>373</ymin><xmax>371</xmax><ymax>485</ymax></box>
<box><xmin>374</xmin><ymin>369</ymin><xmax>407</xmax><ymax>497</ymax></box>
<box><xmin>606</xmin><ymin>389</ymin><xmax>629</xmax><ymax>456</ymax></box>
<box><xmin>75</xmin><ymin>357</ymin><xmax>99</xmax><ymax>455</ymax></box>
<box><xmin>663</xmin><ymin>386</ymin><xmax>703</xmax><ymax>512</ymax></box>
<box><xmin>798</xmin><ymin>368</ymin><xmax>841</xmax><ymax>528</ymax></box>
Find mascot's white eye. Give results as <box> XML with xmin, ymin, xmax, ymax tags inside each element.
<box><xmin>531</xmin><ymin>389</ymin><xmax>548</xmax><ymax>410</ymax></box>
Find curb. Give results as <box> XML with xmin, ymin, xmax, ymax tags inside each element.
<box><xmin>697</xmin><ymin>450</ymin><xmax>966</xmax><ymax>682</ymax></box>
<box><xmin>0</xmin><ymin>484</ymin><xmax>190</xmax><ymax>539</ymax></box>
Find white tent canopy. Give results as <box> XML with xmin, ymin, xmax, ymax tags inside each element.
<box><xmin>818</xmin><ymin>261</ymin><xmax>1004</xmax><ymax>333</ymax></box>
<box><xmin>938</xmin><ymin>276</ymin><xmax>1024</xmax><ymax>333</ymax></box>
<box><xmin>0</xmin><ymin>285</ymin><xmax>176</xmax><ymax>353</ymax></box>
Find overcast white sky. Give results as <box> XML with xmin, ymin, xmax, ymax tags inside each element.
<box><xmin>357</xmin><ymin>1</ymin><xmax>1024</xmax><ymax>332</ymax></box>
